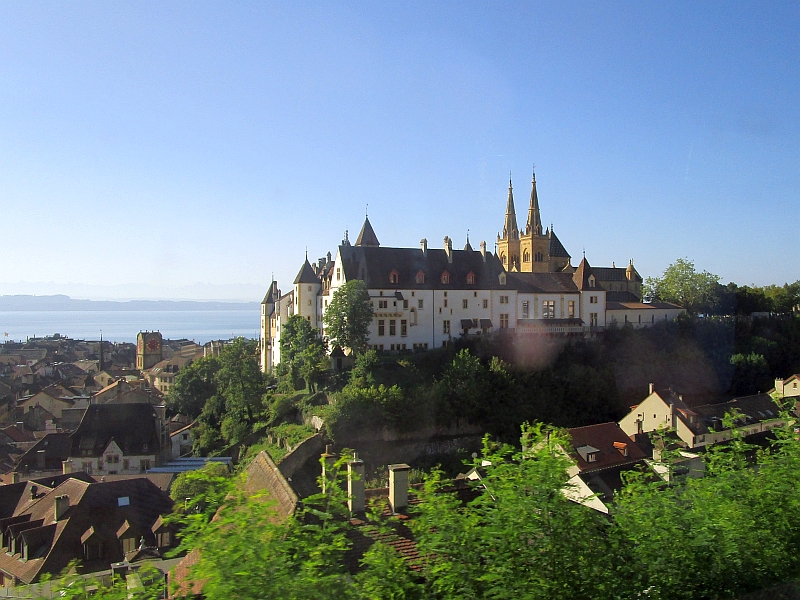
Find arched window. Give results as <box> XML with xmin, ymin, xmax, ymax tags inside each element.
<box><xmin>441</xmin><ymin>271</ymin><xmax>450</xmax><ymax>284</ymax></box>
<box><xmin>415</xmin><ymin>270</ymin><xmax>425</xmax><ymax>284</ymax></box>
<box><xmin>466</xmin><ymin>271</ymin><xmax>475</xmax><ymax>285</ymax></box>
<box><xmin>389</xmin><ymin>270</ymin><xmax>399</xmax><ymax>284</ymax></box>
<box><xmin>500</xmin><ymin>252</ymin><xmax>506</xmax><ymax>265</ymax></box>
<box><xmin>588</xmin><ymin>275</ymin><xmax>596</xmax><ymax>288</ymax></box>
<box><xmin>523</xmin><ymin>250</ymin><xmax>530</xmax><ymax>262</ymax></box>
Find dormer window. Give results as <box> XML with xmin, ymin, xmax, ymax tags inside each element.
<box><xmin>389</xmin><ymin>270</ymin><xmax>399</xmax><ymax>285</ymax></box>
<box><xmin>441</xmin><ymin>271</ymin><xmax>450</xmax><ymax>285</ymax></box>
<box><xmin>415</xmin><ymin>270</ymin><xmax>425</xmax><ymax>284</ymax></box>
<box><xmin>498</xmin><ymin>273</ymin><xmax>507</xmax><ymax>286</ymax></box>
<box><xmin>589</xmin><ymin>275</ymin><xmax>596</xmax><ymax>288</ymax></box>
<box><xmin>466</xmin><ymin>271</ymin><xmax>475</xmax><ymax>285</ymax></box>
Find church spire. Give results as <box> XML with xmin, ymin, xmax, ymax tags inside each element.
<box><xmin>525</xmin><ymin>167</ymin><xmax>543</xmax><ymax>236</ymax></box>
<box><xmin>502</xmin><ymin>174</ymin><xmax>519</xmax><ymax>240</ymax></box>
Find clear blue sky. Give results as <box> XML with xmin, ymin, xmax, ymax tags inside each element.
<box><xmin>2</xmin><ymin>1</ymin><xmax>798</xmax><ymax>300</ymax></box>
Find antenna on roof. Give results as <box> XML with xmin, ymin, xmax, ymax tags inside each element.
<box><xmin>366</xmin><ymin>203</ymin><xmax>368</xmax><ymax>218</ymax></box>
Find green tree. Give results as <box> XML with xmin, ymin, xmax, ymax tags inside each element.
<box><xmin>170</xmin><ymin>462</ymin><xmax>233</xmax><ymax>518</ymax></box>
<box><xmin>280</xmin><ymin>315</ymin><xmax>328</xmax><ymax>391</ymax></box>
<box><xmin>167</xmin><ymin>356</ymin><xmax>221</xmax><ymax>419</ymax></box>
<box><xmin>215</xmin><ymin>338</ymin><xmax>266</xmax><ymax>432</ymax></box>
<box><xmin>643</xmin><ymin>257</ymin><xmax>721</xmax><ymax>314</ymax></box>
<box><xmin>324</xmin><ymin>280</ymin><xmax>373</xmax><ymax>355</ymax></box>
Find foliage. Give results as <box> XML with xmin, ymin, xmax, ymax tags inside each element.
<box><xmin>170</xmin><ymin>462</ymin><xmax>233</xmax><ymax>519</ymax></box>
<box><xmin>167</xmin><ymin>356</ymin><xmax>220</xmax><ymax>419</ymax></box>
<box><xmin>643</xmin><ymin>257</ymin><xmax>721</xmax><ymax>314</ymax></box>
<box><xmin>279</xmin><ymin>315</ymin><xmax>328</xmax><ymax>391</ymax></box>
<box><xmin>323</xmin><ymin>280</ymin><xmax>373</xmax><ymax>355</ymax></box>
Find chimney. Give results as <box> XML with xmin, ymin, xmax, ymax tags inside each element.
<box><xmin>321</xmin><ymin>445</ymin><xmax>336</xmax><ymax>494</ymax></box>
<box><xmin>648</xmin><ymin>383</ymin><xmax>654</xmax><ymax>395</ymax></box>
<box><xmin>420</xmin><ymin>238</ymin><xmax>427</xmax><ymax>257</ymax></box>
<box><xmin>36</xmin><ymin>449</ymin><xmax>45</xmax><ymax>470</ymax></box>
<box><xmin>62</xmin><ymin>459</ymin><xmax>73</xmax><ymax>475</ymax></box>
<box><xmin>10</xmin><ymin>472</ymin><xmax>19</xmax><ymax>484</ymax></box>
<box><xmin>443</xmin><ymin>236</ymin><xmax>453</xmax><ymax>263</ymax></box>
<box><xmin>54</xmin><ymin>495</ymin><xmax>69</xmax><ymax>521</ymax></box>
<box><xmin>480</xmin><ymin>241</ymin><xmax>487</xmax><ymax>262</ymax></box>
<box><xmin>388</xmin><ymin>463</ymin><xmax>410</xmax><ymax>513</ymax></box>
<box><xmin>775</xmin><ymin>378</ymin><xmax>785</xmax><ymax>397</ymax></box>
<box><xmin>30</xmin><ymin>485</ymin><xmax>38</xmax><ymax>500</ymax></box>
<box><xmin>347</xmin><ymin>453</ymin><xmax>365</xmax><ymax>514</ymax></box>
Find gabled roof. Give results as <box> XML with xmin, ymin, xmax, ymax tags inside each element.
<box><xmin>507</xmin><ymin>271</ymin><xmax>580</xmax><ymax>294</ymax></box>
<box><xmin>355</xmin><ymin>217</ymin><xmax>380</xmax><ymax>247</ymax></box>
<box><xmin>293</xmin><ymin>259</ymin><xmax>321</xmax><ymax>285</ymax></box>
<box><xmin>568</xmin><ymin>422</ymin><xmax>647</xmax><ymax>473</ymax></box>
<box><xmin>70</xmin><ymin>404</ymin><xmax>160</xmax><ymax>458</ymax></box>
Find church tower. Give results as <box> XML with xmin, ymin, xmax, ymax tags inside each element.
<box><xmin>496</xmin><ymin>177</ymin><xmax>521</xmax><ymax>271</ymax></box>
<box><xmin>497</xmin><ymin>169</ymin><xmax>571</xmax><ymax>273</ymax></box>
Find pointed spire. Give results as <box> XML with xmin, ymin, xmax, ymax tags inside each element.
<box><xmin>355</xmin><ymin>217</ymin><xmax>380</xmax><ymax>247</ymax></box>
<box><xmin>525</xmin><ymin>167</ymin><xmax>543</xmax><ymax>236</ymax></box>
<box><xmin>502</xmin><ymin>176</ymin><xmax>519</xmax><ymax>240</ymax></box>
<box><xmin>463</xmin><ymin>230</ymin><xmax>473</xmax><ymax>251</ymax></box>
<box><xmin>98</xmin><ymin>332</ymin><xmax>104</xmax><ymax>372</ymax></box>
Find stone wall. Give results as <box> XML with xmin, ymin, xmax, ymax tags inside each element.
<box><xmin>244</xmin><ymin>451</ymin><xmax>298</xmax><ymax>517</ymax></box>
<box><xmin>277</xmin><ymin>433</ymin><xmax>324</xmax><ymax>480</ymax></box>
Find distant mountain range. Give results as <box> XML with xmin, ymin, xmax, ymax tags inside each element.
<box><xmin>0</xmin><ymin>295</ymin><xmax>260</xmax><ymax>312</ymax></box>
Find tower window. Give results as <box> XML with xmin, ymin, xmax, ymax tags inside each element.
<box><xmin>523</xmin><ymin>250</ymin><xmax>530</xmax><ymax>262</ymax></box>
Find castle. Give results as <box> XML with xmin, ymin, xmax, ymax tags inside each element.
<box><xmin>260</xmin><ymin>172</ymin><xmax>683</xmax><ymax>372</ymax></box>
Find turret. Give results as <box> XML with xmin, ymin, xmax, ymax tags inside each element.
<box><xmin>525</xmin><ymin>169</ymin><xmax>543</xmax><ymax>236</ymax></box>
<box><xmin>501</xmin><ymin>176</ymin><xmax>519</xmax><ymax>241</ymax></box>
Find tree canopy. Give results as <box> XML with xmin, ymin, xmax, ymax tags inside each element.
<box><xmin>323</xmin><ymin>280</ymin><xmax>373</xmax><ymax>355</ymax></box>
<box><xmin>643</xmin><ymin>257</ymin><xmax>721</xmax><ymax>314</ymax></box>
<box><xmin>167</xmin><ymin>356</ymin><xmax>221</xmax><ymax>419</ymax></box>
<box><xmin>279</xmin><ymin>314</ymin><xmax>327</xmax><ymax>391</ymax></box>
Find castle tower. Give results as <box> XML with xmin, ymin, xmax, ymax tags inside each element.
<box><xmin>518</xmin><ymin>170</ymin><xmax>553</xmax><ymax>273</ymax></box>
<box><xmin>497</xmin><ymin>177</ymin><xmax>521</xmax><ymax>271</ymax></box>
<box><xmin>136</xmin><ymin>331</ymin><xmax>163</xmax><ymax>371</ymax></box>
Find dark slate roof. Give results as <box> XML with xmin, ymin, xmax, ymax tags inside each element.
<box><xmin>607</xmin><ymin>301</ymin><xmax>683</xmax><ymax>310</ymax></box>
<box><xmin>337</xmin><ymin>245</ymin><xmax>505</xmax><ymax>291</ymax></box>
<box><xmin>605</xmin><ymin>291</ymin><xmax>640</xmax><ymax>302</ymax></box>
<box><xmin>355</xmin><ymin>217</ymin><xmax>380</xmax><ymax>247</ymax></box>
<box><xmin>593</xmin><ymin>265</ymin><xmax>642</xmax><ymax>283</ymax></box>
<box><xmin>262</xmin><ymin>281</ymin><xmax>277</xmax><ymax>305</ymax></box>
<box><xmin>507</xmin><ymin>272</ymin><xmax>580</xmax><ymax>294</ymax></box>
<box><xmin>70</xmin><ymin>404</ymin><xmax>160</xmax><ymax>458</ymax></box>
<box><xmin>15</xmin><ymin>433</ymin><xmax>73</xmax><ymax>472</ymax></box>
<box><xmin>692</xmin><ymin>394</ymin><xmax>782</xmax><ymax>428</ymax></box>
<box><xmin>294</xmin><ymin>259</ymin><xmax>321</xmax><ymax>285</ymax></box>
<box><xmin>548</xmin><ymin>230</ymin><xmax>570</xmax><ymax>258</ymax></box>
<box><xmin>572</xmin><ymin>258</ymin><xmax>598</xmax><ymax>291</ymax></box>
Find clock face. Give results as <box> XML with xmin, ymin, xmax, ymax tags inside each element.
<box><xmin>147</xmin><ymin>338</ymin><xmax>161</xmax><ymax>352</ymax></box>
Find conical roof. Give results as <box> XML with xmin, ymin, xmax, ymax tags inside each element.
<box><xmin>463</xmin><ymin>235</ymin><xmax>473</xmax><ymax>251</ymax></box>
<box><xmin>572</xmin><ymin>257</ymin><xmax>596</xmax><ymax>291</ymax></box>
<box><xmin>355</xmin><ymin>217</ymin><xmax>380</xmax><ymax>247</ymax></box>
<box><xmin>294</xmin><ymin>259</ymin><xmax>320</xmax><ymax>284</ymax></box>
<box><xmin>548</xmin><ymin>228</ymin><xmax>570</xmax><ymax>258</ymax></box>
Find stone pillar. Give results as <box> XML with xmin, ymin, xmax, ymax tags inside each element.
<box><xmin>321</xmin><ymin>445</ymin><xmax>336</xmax><ymax>494</ymax></box>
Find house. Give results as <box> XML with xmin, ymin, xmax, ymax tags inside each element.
<box><xmin>606</xmin><ymin>300</ymin><xmax>685</xmax><ymax>328</ymax></box>
<box><xmin>15</xmin><ymin>385</ymin><xmax>86</xmax><ymax>421</ymax></box>
<box><xmin>771</xmin><ymin>375</ymin><xmax>800</xmax><ymax>399</ymax></box>
<box><xmin>0</xmin><ymin>476</ymin><xmax>174</xmax><ymax>585</ymax></box>
<box><xmin>13</xmin><ymin>404</ymin><xmax>164</xmax><ymax>479</ymax></box>
<box><xmin>92</xmin><ymin>379</ymin><xmax>152</xmax><ymax>405</ymax></box>
<box><xmin>169</xmin><ymin>422</ymin><xmax>196</xmax><ymax>459</ymax></box>
<box><xmin>619</xmin><ymin>385</ymin><xmax>787</xmax><ymax>449</ymax></box>
<box><xmin>566</xmin><ymin>422</ymin><xmax>648</xmax><ymax>506</ymax></box>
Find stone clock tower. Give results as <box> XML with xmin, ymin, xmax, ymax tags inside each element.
<box><xmin>136</xmin><ymin>331</ymin><xmax>163</xmax><ymax>371</ymax></box>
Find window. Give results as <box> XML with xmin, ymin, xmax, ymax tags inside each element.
<box><xmin>140</xmin><ymin>459</ymin><xmax>151</xmax><ymax>472</ymax></box>
<box><xmin>443</xmin><ymin>320</ymin><xmax>451</xmax><ymax>335</ymax></box>
<box><xmin>542</xmin><ymin>300</ymin><xmax>555</xmax><ymax>318</ymax></box>
<box><xmin>122</xmin><ymin>537</ymin><xmax>137</xmax><ymax>553</ymax></box>
<box><xmin>590</xmin><ymin>312</ymin><xmax>598</xmax><ymax>327</ymax></box>
<box><xmin>589</xmin><ymin>275</ymin><xmax>596</xmax><ymax>288</ymax></box>
<box><xmin>389</xmin><ymin>270</ymin><xmax>399</xmax><ymax>284</ymax></box>
<box><xmin>336</xmin><ymin>268</ymin><xmax>340</xmax><ymax>281</ymax></box>
<box><xmin>500</xmin><ymin>252</ymin><xmax>506</xmax><ymax>265</ymax></box>
<box><xmin>307</xmin><ymin>285</ymin><xmax>312</xmax><ymax>292</ymax></box>
<box><xmin>499</xmin><ymin>314</ymin><xmax>509</xmax><ymax>328</ymax></box>
<box><xmin>444</xmin><ymin>299</ymin><xmax>448</xmax><ymax>308</ymax></box>
<box><xmin>590</xmin><ymin>296</ymin><xmax>598</xmax><ymax>304</ymax></box>
<box><xmin>441</xmin><ymin>271</ymin><xmax>450</xmax><ymax>284</ymax></box>
<box><xmin>378</xmin><ymin>320</ymin><xmax>385</xmax><ymax>336</ymax></box>
<box><xmin>568</xmin><ymin>300</ymin><xmax>575</xmax><ymax>318</ymax></box>
<box><xmin>415</xmin><ymin>270</ymin><xmax>425</xmax><ymax>284</ymax></box>
<box><xmin>499</xmin><ymin>295</ymin><xmax>509</xmax><ymax>304</ymax></box>
<box><xmin>466</xmin><ymin>272</ymin><xmax>475</xmax><ymax>284</ymax></box>
<box><xmin>403</xmin><ymin>300</ymin><xmax>408</xmax><ymax>309</ymax></box>
<box><xmin>389</xmin><ymin>320</ymin><xmax>396</xmax><ymax>336</ymax></box>
<box><xmin>522</xmin><ymin>301</ymin><xmax>529</xmax><ymax>319</ymax></box>
<box><xmin>418</xmin><ymin>299</ymin><xmax>424</xmax><ymax>309</ymax></box>
<box><xmin>523</xmin><ymin>250</ymin><xmax>530</xmax><ymax>262</ymax></box>
<box><xmin>483</xmin><ymin>299</ymin><xmax>488</xmax><ymax>309</ymax></box>
<box><xmin>401</xmin><ymin>320</ymin><xmax>407</xmax><ymax>336</ymax></box>
<box><xmin>308</xmin><ymin>299</ymin><xmax>312</xmax><ymax>306</ymax></box>
<box><xmin>462</xmin><ymin>299</ymin><xmax>468</xmax><ymax>309</ymax></box>
<box><xmin>586</xmin><ymin>452</ymin><xmax>597</xmax><ymax>463</ymax></box>
<box><xmin>378</xmin><ymin>300</ymin><xmax>388</xmax><ymax>309</ymax></box>
<box><xmin>123</xmin><ymin>459</ymin><xmax>129</xmax><ymax>470</ymax></box>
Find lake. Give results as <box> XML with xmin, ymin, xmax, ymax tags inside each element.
<box><xmin>0</xmin><ymin>310</ymin><xmax>260</xmax><ymax>344</ymax></box>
